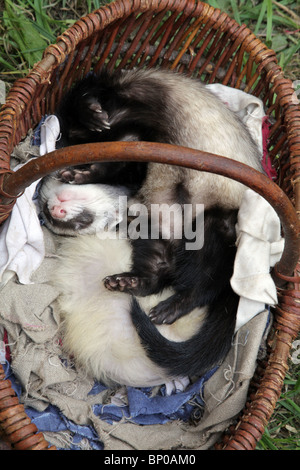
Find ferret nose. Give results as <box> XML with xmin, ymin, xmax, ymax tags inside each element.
<box><xmin>50</xmin><ymin>205</ymin><xmax>66</xmax><ymax>219</ymax></box>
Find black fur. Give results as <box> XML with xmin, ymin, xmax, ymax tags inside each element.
<box><xmin>130</xmin><ymin>288</ymin><xmax>238</xmax><ymax>378</ymax></box>
<box><xmin>57</xmin><ymin>69</ymin><xmax>175</xmax><ymax>146</ymax></box>
<box><xmin>55</xmin><ymin>67</ymin><xmax>262</xmax><ymax>192</ymax></box>
<box><xmin>105</xmin><ymin>207</ymin><xmax>238</xmax><ymax>324</ymax></box>
<box><xmin>56</xmin><ymin>69</ymin><xmax>176</xmax><ymax>191</ymax></box>
<box><xmin>126</xmin><ymin>207</ymin><xmax>239</xmax><ymax>377</ymax></box>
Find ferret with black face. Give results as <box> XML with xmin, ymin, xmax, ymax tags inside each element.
<box><xmin>56</xmin><ymin>67</ymin><xmax>263</xmax><ymax>210</ymax></box>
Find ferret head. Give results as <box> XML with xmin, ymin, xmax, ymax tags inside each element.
<box><xmin>41</xmin><ymin>200</ymin><xmax>95</xmax><ymax>235</ymax></box>
<box><xmin>38</xmin><ymin>176</ymin><xmax>129</xmax><ymax>236</ymax></box>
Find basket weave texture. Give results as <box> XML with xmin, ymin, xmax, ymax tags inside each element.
<box><xmin>0</xmin><ymin>0</ymin><xmax>299</xmax><ymax>450</ymax></box>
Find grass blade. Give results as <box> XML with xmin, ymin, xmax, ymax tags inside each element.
<box><xmin>266</xmin><ymin>0</ymin><xmax>273</xmax><ymax>47</ymax></box>
<box><xmin>279</xmin><ymin>398</ymin><xmax>300</xmax><ymax>418</ymax></box>
<box><xmin>230</xmin><ymin>0</ymin><xmax>241</xmax><ymax>24</ymax></box>
<box><xmin>3</xmin><ymin>0</ymin><xmax>48</xmax><ymax>68</ymax></box>
<box><xmin>253</xmin><ymin>0</ymin><xmax>267</xmax><ymax>35</ymax></box>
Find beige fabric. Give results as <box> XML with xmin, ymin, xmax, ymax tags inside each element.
<box><xmin>232</xmin><ymin>189</ymin><xmax>284</xmax><ymax>331</ymax></box>
<box><xmin>83</xmin><ymin>311</ymin><xmax>269</xmax><ymax>450</ymax></box>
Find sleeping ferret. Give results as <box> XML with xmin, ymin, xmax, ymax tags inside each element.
<box><xmin>56</xmin><ymin>67</ymin><xmax>263</xmax><ymax>209</ymax></box>
<box><xmin>38</xmin><ymin>175</ymin><xmax>130</xmax><ymax>236</ymax></box>
<box><xmin>53</xmin><ymin>67</ymin><xmax>262</xmax><ymax>326</ymax></box>
<box><xmin>39</xmin><ymin>176</ymin><xmax>238</xmax><ymax>383</ymax></box>
<box><xmin>52</xmin><ymin>235</ymin><xmax>207</xmax><ymax>388</ymax></box>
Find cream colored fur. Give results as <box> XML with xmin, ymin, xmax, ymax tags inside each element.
<box><xmin>52</xmin><ymin>235</ymin><xmax>206</xmax><ymax>388</ymax></box>
<box><xmin>39</xmin><ymin>177</ymin><xmax>129</xmax><ymax>236</ymax></box>
<box><xmin>123</xmin><ymin>69</ymin><xmax>262</xmax><ymax>216</ymax></box>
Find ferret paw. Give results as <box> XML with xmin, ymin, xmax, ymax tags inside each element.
<box><xmin>56</xmin><ymin>167</ymin><xmax>93</xmax><ymax>184</ymax></box>
<box><xmin>56</xmin><ymin>163</ymin><xmax>103</xmax><ymax>184</ymax></box>
<box><xmin>82</xmin><ymin>97</ymin><xmax>110</xmax><ymax>133</ymax></box>
<box><xmin>164</xmin><ymin>377</ymin><xmax>190</xmax><ymax>396</ymax></box>
<box><xmin>103</xmin><ymin>274</ymin><xmax>139</xmax><ymax>293</ymax></box>
<box><xmin>149</xmin><ymin>292</ymin><xmax>189</xmax><ymax>325</ymax></box>
<box><xmin>149</xmin><ymin>301</ymin><xmax>179</xmax><ymax>325</ymax></box>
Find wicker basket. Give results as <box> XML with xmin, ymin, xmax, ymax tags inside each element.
<box><xmin>0</xmin><ymin>0</ymin><xmax>299</xmax><ymax>450</ymax></box>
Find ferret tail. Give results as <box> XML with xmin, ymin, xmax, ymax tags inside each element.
<box><xmin>130</xmin><ymin>290</ymin><xmax>239</xmax><ymax>378</ymax></box>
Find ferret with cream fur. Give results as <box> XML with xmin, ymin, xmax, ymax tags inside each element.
<box><xmin>56</xmin><ymin>67</ymin><xmax>263</xmax><ymax>213</ymax></box>
<box><xmin>40</xmin><ymin>177</ymin><xmax>238</xmax><ymax>384</ymax></box>
<box><xmin>53</xmin><ymin>235</ymin><xmax>207</xmax><ymax>388</ymax></box>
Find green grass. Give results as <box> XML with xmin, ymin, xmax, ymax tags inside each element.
<box><xmin>0</xmin><ymin>0</ymin><xmax>299</xmax><ymax>450</ymax></box>
<box><xmin>0</xmin><ymin>0</ymin><xmax>107</xmax><ymax>82</ymax></box>
<box><xmin>0</xmin><ymin>0</ymin><xmax>299</xmax><ymax>83</ymax></box>
<box><xmin>257</xmin><ymin>364</ymin><xmax>300</xmax><ymax>450</ymax></box>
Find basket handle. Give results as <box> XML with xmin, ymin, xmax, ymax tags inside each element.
<box><xmin>1</xmin><ymin>141</ymin><xmax>299</xmax><ymax>285</ymax></box>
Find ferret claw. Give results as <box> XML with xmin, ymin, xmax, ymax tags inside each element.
<box><xmin>164</xmin><ymin>377</ymin><xmax>190</xmax><ymax>396</ymax></box>
<box><xmin>103</xmin><ymin>274</ymin><xmax>139</xmax><ymax>292</ymax></box>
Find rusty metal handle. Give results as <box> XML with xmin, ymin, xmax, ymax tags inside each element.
<box><xmin>2</xmin><ymin>141</ymin><xmax>299</xmax><ymax>282</ymax></box>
